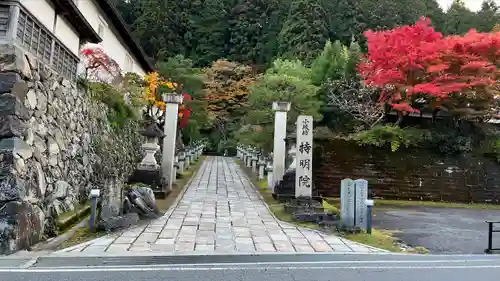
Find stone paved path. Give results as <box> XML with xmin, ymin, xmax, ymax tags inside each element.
<box><xmin>57</xmin><ymin>157</ymin><xmax>383</xmax><ymax>254</ymax></box>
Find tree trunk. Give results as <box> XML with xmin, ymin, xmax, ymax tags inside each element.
<box><xmin>394</xmin><ymin>111</ymin><xmax>404</xmax><ymax>126</ymax></box>
<box><xmin>432</xmin><ymin>109</ymin><xmax>439</xmax><ymax>123</ymax></box>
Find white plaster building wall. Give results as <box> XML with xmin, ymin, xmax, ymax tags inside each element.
<box><xmin>19</xmin><ymin>0</ymin><xmax>147</xmax><ymax>76</ymax></box>
<box><xmin>54</xmin><ymin>15</ymin><xmax>80</xmax><ymax>56</ymax></box>
<box><xmin>76</xmin><ymin>0</ymin><xmax>146</xmax><ymax>76</ymax></box>
<box><xmin>20</xmin><ymin>0</ymin><xmax>79</xmax><ymax>56</ymax></box>
<box><xmin>19</xmin><ymin>0</ymin><xmax>55</xmax><ymax>31</ymax></box>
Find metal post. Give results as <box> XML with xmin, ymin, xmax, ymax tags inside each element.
<box><xmin>89</xmin><ymin>189</ymin><xmax>100</xmax><ymax>232</ymax></box>
<box><xmin>365</xmin><ymin>199</ymin><xmax>374</xmax><ymax>235</ymax></box>
<box><xmin>488</xmin><ymin>222</ymin><xmax>493</xmax><ymax>253</ymax></box>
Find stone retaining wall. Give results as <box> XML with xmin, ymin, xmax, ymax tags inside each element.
<box><xmin>313</xmin><ymin>139</ymin><xmax>500</xmax><ymax>203</ymax></box>
<box><xmin>0</xmin><ymin>43</ymin><xmax>141</xmax><ymax>254</ymax></box>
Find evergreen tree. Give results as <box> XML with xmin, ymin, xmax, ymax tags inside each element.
<box><xmin>359</xmin><ymin>0</ymin><xmax>408</xmax><ymax>30</ymax></box>
<box><xmin>359</xmin><ymin>0</ymin><xmax>445</xmax><ymax>31</ymax></box>
<box><xmin>227</xmin><ymin>0</ymin><xmax>280</xmax><ymax>66</ymax></box>
<box><xmin>321</xmin><ymin>0</ymin><xmax>366</xmax><ymax>44</ymax></box>
<box><xmin>420</xmin><ymin>0</ymin><xmax>447</xmax><ymax>31</ymax></box>
<box><xmin>113</xmin><ymin>0</ymin><xmax>139</xmax><ymax>26</ymax></box>
<box><xmin>278</xmin><ymin>0</ymin><xmax>330</xmax><ymax>65</ymax></box>
<box><xmin>128</xmin><ymin>0</ymin><xmax>173</xmax><ymax>59</ymax></box>
<box><xmin>443</xmin><ymin>0</ymin><xmax>477</xmax><ymax>35</ymax></box>
<box><xmin>311</xmin><ymin>41</ymin><xmax>349</xmax><ymax>86</ymax></box>
<box><xmin>188</xmin><ymin>0</ymin><xmax>231</xmax><ymax>66</ymax></box>
<box><xmin>236</xmin><ymin>59</ymin><xmax>322</xmax><ymax>152</ymax></box>
<box><xmin>157</xmin><ymin>55</ymin><xmax>210</xmax><ymax>140</ymax></box>
<box><xmin>475</xmin><ymin>0</ymin><xmax>500</xmax><ymax>33</ymax></box>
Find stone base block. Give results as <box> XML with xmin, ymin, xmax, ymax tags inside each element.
<box><xmin>98</xmin><ymin>212</ymin><xmax>140</xmax><ymax>232</ymax></box>
<box><xmin>128</xmin><ymin>168</ymin><xmax>162</xmax><ymax>192</ymax></box>
<box><xmin>153</xmin><ymin>190</ymin><xmax>170</xmax><ymax>199</ymax></box>
<box><xmin>0</xmin><ymin>201</ymin><xmax>44</xmax><ymax>255</ymax></box>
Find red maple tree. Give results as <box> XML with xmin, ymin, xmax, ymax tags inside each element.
<box><xmin>359</xmin><ymin>17</ymin><xmax>500</xmax><ymax>123</ymax></box>
<box><xmin>80</xmin><ymin>44</ymin><xmax>121</xmax><ymax>82</ymax></box>
<box><xmin>179</xmin><ymin>93</ymin><xmax>192</xmax><ymax>129</ymax></box>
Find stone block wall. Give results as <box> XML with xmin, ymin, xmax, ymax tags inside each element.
<box><xmin>313</xmin><ymin>139</ymin><xmax>500</xmax><ymax>203</ymax></box>
<box><xmin>0</xmin><ymin>44</ymin><xmax>141</xmax><ymax>254</ymax></box>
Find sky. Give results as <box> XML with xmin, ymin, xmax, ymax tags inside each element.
<box><xmin>437</xmin><ymin>0</ymin><xmax>500</xmax><ymax>11</ymax></box>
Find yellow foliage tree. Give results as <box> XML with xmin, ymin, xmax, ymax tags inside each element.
<box><xmin>203</xmin><ymin>60</ymin><xmax>258</xmax><ymax>147</ymax></box>
<box><xmin>143</xmin><ymin>71</ymin><xmax>178</xmax><ymax>122</ymax></box>
<box><xmin>493</xmin><ymin>23</ymin><xmax>500</xmax><ymax>32</ymax></box>
<box><xmin>203</xmin><ymin>60</ymin><xmax>257</xmax><ymax>121</ymax></box>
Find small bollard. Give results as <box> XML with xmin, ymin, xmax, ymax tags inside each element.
<box><xmin>89</xmin><ymin>189</ymin><xmax>100</xmax><ymax>232</ymax></box>
<box><xmin>365</xmin><ymin>199</ymin><xmax>374</xmax><ymax>235</ymax></box>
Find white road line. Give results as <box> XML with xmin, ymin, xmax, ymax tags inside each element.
<box><xmin>1</xmin><ymin>265</ymin><xmax>500</xmax><ymax>273</ymax></box>
<box><xmin>23</xmin><ymin>258</ymin><xmax>500</xmax><ymax>268</ymax></box>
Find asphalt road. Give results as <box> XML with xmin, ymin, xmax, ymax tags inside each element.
<box><xmin>372</xmin><ymin>206</ymin><xmax>500</xmax><ymax>254</ymax></box>
<box><xmin>2</xmin><ymin>253</ymin><xmax>500</xmax><ymax>281</ymax></box>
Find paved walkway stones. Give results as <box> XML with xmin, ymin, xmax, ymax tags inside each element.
<box><xmin>56</xmin><ymin>156</ymin><xmax>383</xmax><ymax>254</ymax></box>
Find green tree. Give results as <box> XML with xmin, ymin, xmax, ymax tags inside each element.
<box><xmin>320</xmin><ymin>0</ymin><xmax>366</xmax><ymax>44</ymax></box>
<box><xmin>310</xmin><ymin>40</ymin><xmax>359</xmax><ymax>86</ymax></box>
<box><xmin>112</xmin><ymin>0</ymin><xmax>140</xmax><ymax>27</ymax></box>
<box><xmin>278</xmin><ymin>0</ymin><xmax>330</xmax><ymax>65</ymax></box>
<box><xmin>227</xmin><ymin>0</ymin><xmax>280</xmax><ymax>66</ymax></box>
<box><xmin>474</xmin><ymin>0</ymin><xmax>500</xmax><ymax>33</ymax></box>
<box><xmin>236</xmin><ymin>59</ymin><xmax>322</xmax><ymax>152</ymax></box>
<box><xmin>127</xmin><ymin>0</ymin><xmax>170</xmax><ymax>59</ymax></box>
<box><xmin>359</xmin><ymin>0</ymin><xmax>408</xmax><ymax>30</ymax></box>
<box><xmin>310</xmin><ymin>41</ymin><xmax>362</xmax><ymax>130</ymax></box>
<box><xmin>420</xmin><ymin>0</ymin><xmax>447</xmax><ymax>31</ymax></box>
<box><xmin>157</xmin><ymin>55</ymin><xmax>209</xmax><ymax>142</ymax></box>
<box><xmin>126</xmin><ymin>0</ymin><xmax>193</xmax><ymax>60</ymax></box>
<box><xmin>188</xmin><ymin>0</ymin><xmax>230</xmax><ymax>66</ymax></box>
<box><xmin>359</xmin><ymin>0</ymin><xmax>445</xmax><ymax>31</ymax></box>
<box><xmin>443</xmin><ymin>0</ymin><xmax>477</xmax><ymax>35</ymax></box>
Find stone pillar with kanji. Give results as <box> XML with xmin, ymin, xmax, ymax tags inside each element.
<box><xmin>295</xmin><ymin>115</ymin><xmax>313</xmax><ymax>198</ymax></box>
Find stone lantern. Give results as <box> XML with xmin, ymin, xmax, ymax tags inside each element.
<box><xmin>138</xmin><ymin>121</ymin><xmax>164</xmax><ymax>170</ymax></box>
<box><xmin>266</xmin><ymin>153</ymin><xmax>274</xmax><ymax>189</ymax></box>
<box><xmin>284</xmin><ymin>131</ymin><xmax>297</xmax><ymax>171</ymax></box>
<box><xmin>252</xmin><ymin>150</ymin><xmax>259</xmax><ymax>173</ymax></box>
<box><xmin>257</xmin><ymin>152</ymin><xmax>266</xmax><ymax>180</ymax></box>
<box><xmin>128</xmin><ymin>120</ymin><xmax>166</xmax><ymax>198</ymax></box>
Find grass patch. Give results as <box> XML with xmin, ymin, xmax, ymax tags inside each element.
<box><xmin>345</xmin><ymin>229</ymin><xmax>402</xmax><ymax>252</ymax></box>
<box><xmin>57</xmin><ymin>202</ymin><xmax>92</xmax><ymax>232</ymax></box>
<box><xmin>412</xmin><ymin>246</ymin><xmax>430</xmax><ymax>254</ymax></box>
<box><xmin>325</xmin><ymin>197</ymin><xmax>500</xmax><ymax>210</ymax></box>
<box><xmin>57</xmin><ymin>226</ymin><xmax>106</xmax><ymax>250</ymax></box>
<box><xmin>323</xmin><ymin>200</ymin><xmax>339</xmax><ymax>215</ymax></box>
<box><xmin>237</xmin><ymin>162</ymin><xmax>412</xmax><ymax>253</ymax></box>
<box><xmin>238</xmin><ymin>163</ymin><xmax>324</xmax><ymax>230</ymax></box>
<box><xmin>261</xmin><ymin>186</ymin><xmax>322</xmax><ymax>230</ymax></box>
<box><xmin>155</xmin><ymin>156</ymin><xmax>206</xmax><ymax>213</ymax></box>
